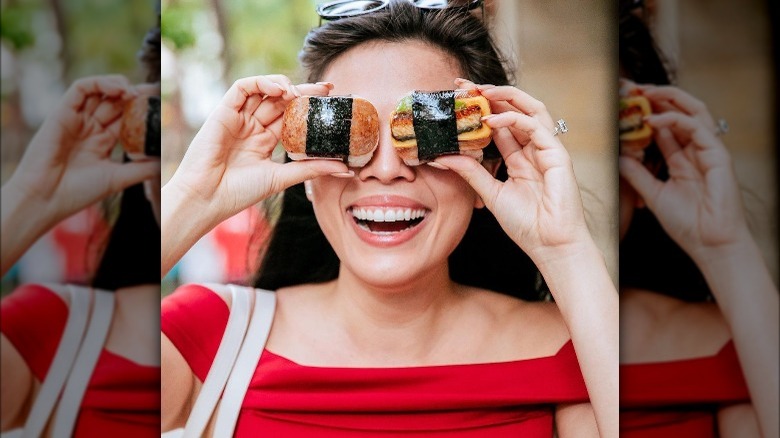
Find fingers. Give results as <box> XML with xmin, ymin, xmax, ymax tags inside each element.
<box><xmin>222</xmin><ymin>75</ymin><xmax>294</xmax><ymax>111</ymax></box>
<box><xmin>64</xmin><ymin>75</ymin><xmax>136</xmax><ymax>111</ymax></box>
<box><xmin>252</xmin><ymin>82</ymin><xmax>333</xmax><ymax>127</ymax></box>
<box><xmin>433</xmin><ymin>154</ymin><xmax>502</xmax><ymax>211</ymax></box>
<box><xmin>636</xmin><ymin>84</ymin><xmax>720</xmax><ymax>134</ymax></box>
<box><xmin>482</xmin><ymin>112</ymin><xmax>562</xmax><ymax>152</ymax></box>
<box><xmin>653</xmin><ymin>126</ymin><xmax>682</xmax><ymax>161</ymax></box>
<box><xmin>645</xmin><ymin>112</ymin><xmax>722</xmax><ymax>151</ymax></box>
<box><xmin>269</xmin><ymin>160</ymin><xmax>351</xmax><ymax>194</ymax></box>
<box><xmin>639</xmin><ymin>85</ymin><xmax>710</xmax><ymax>116</ymax></box>
<box><xmin>618</xmin><ymin>156</ymin><xmax>663</xmax><ymax>207</ymax></box>
<box><xmin>111</xmin><ymin>160</ymin><xmax>161</xmax><ymax>194</ymax></box>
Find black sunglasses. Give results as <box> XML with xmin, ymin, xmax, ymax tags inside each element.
<box><xmin>317</xmin><ymin>0</ymin><xmax>484</xmax><ymax>25</ymax></box>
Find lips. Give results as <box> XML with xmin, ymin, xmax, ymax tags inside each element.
<box><xmin>347</xmin><ymin>195</ymin><xmax>430</xmax><ymax>247</ymax></box>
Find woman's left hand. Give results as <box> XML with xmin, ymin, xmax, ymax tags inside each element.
<box><xmin>618</xmin><ymin>84</ymin><xmax>749</xmax><ymax>263</ymax></box>
<box><xmin>435</xmin><ymin>80</ymin><xmax>592</xmax><ymax>265</ymax></box>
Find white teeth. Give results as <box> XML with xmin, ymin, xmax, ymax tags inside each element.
<box><xmin>351</xmin><ymin>207</ymin><xmax>427</xmax><ymax>223</ymax></box>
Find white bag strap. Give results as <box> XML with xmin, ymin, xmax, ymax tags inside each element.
<box><xmin>52</xmin><ymin>288</ymin><xmax>115</xmax><ymax>437</ymax></box>
<box><xmin>21</xmin><ymin>285</ymin><xmax>92</xmax><ymax>438</ymax></box>
<box><xmin>182</xmin><ymin>284</ymin><xmax>253</xmax><ymax>438</ymax></box>
<box><xmin>214</xmin><ymin>288</ymin><xmax>276</xmax><ymax>437</ymax></box>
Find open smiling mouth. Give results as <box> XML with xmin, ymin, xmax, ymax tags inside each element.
<box><xmin>349</xmin><ymin>207</ymin><xmax>429</xmax><ymax>234</ymax></box>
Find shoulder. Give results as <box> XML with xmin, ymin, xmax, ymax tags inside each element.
<box><xmin>1</xmin><ymin>283</ymin><xmax>71</xmax><ymax>381</ymax></box>
<box><xmin>620</xmin><ymin>287</ymin><xmax>730</xmax><ymax>363</ymax></box>
<box><xmin>456</xmin><ymin>286</ymin><xmax>570</xmax><ymax>362</ymax></box>
<box><xmin>162</xmin><ymin>283</ymin><xmax>230</xmax><ymax>317</ymax></box>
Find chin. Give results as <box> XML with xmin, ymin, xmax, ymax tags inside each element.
<box><xmin>343</xmin><ymin>255</ymin><xmax>436</xmax><ymax>290</ymax></box>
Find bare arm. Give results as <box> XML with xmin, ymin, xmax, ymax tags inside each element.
<box><xmin>161</xmin><ymin>77</ymin><xmax>345</xmax><ymax>277</ymax></box>
<box><xmin>718</xmin><ymin>403</ymin><xmax>761</xmax><ymax>438</ymax></box>
<box><xmin>697</xmin><ymin>237</ymin><xmax>778</xmax><ymax>438</ymax></box>
<box><xmin>161</xmin><ymin>333</ymin><xmax>198</xmax><ymax>431</ymax></box>
<box><xmin>556</xmin><ymin>402</ymin><xmax>599</xmax><ymax>438</ymax></box>
<box><xmin>1</xmin><ymin>334</ymin><xmax>34</xmax><ymax>431</ymax></box>
<box><xmin>537</xmin><ymin>243</ymin><xmax>619</xmax><ymax>438</ymax></box>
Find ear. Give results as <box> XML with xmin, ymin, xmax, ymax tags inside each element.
<box><xmin>304</xmin><ymin>180</ymin><xmax>314</xmax><ymax>202</ymax></box>
<box><xmin>473</xmin><ymin>158</ymin><xmax>502</xmax><ymax>209</ymax></box>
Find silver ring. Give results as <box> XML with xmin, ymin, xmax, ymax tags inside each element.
<box><xmin>715</xmin><ymin>118</ymin><xmax>729</xmax><ymax>136</ymax></box>
<box><xmin>552</xmin><ymin>119</ymin><xmax>568</xmax><ymax>136</ymax></box>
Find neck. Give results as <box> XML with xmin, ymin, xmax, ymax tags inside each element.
<box><xmin>325</xmin><ymin>263</ymin><xmax>464</xmax><ymax>365</ymax></box>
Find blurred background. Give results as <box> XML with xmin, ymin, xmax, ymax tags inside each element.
<box><xmin>0</xmin><ymin>0</ymin><xmax>159</xmax><ymax>295</ymax></box>
<box><xmin>159</xmin><ymin>0</ymin><xmax>618</xmax><ymax>294</ymax></box>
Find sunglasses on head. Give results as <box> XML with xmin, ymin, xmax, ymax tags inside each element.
<box><xmin>316</xmin><ymin>0</ymin><xmax>484</xmax><ymax>25</ymax></box>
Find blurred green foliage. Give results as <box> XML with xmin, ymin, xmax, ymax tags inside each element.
<box><xmin>160</xmin><ymin>3</ymin><xmax>197</xmax><ymax>50</ymax></box>
<box><xmin>0</xmin><ymin>3</ymin><xmax>36</xmax><ymax>50</ymax></box>
<box><xmin>161</xmin><ymin>0</ymin><xmax>319</xmax><ymax>81</ymax></box>
<box><xmin>1</xmin><ymin>0</ymin><xmax>156</xmax><ymax>82</ymax></box>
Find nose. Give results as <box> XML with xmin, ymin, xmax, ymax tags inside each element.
<box><xmin>357</xmin><ymin>122</ymin><xmax>416</xmax><ymax>183</ymax></box>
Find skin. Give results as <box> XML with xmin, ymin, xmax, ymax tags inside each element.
<box><xmin>0</xmin><ymin>76</ymin><xmax>160</xmax><ymax>276</ymax></box>
<box><xmin>619</xmin><ymin>82</ymin><xmax>778</xmax><ymax>437</ymax></box>
<box><xmin>0</xmin><ymin>75</ymin><xmax>162</xmax><ymax>433</ymax></box>
<box><xmin>161</xmin><ymin>41</ymin><xmax>617</xmax><ymax>437</ymax></box>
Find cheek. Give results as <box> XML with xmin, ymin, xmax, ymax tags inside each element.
<box><xmin>309</xmin><ymin>178</ymin><xmax>348</xmax><ymax>233</ymax></box>
<box><xmin>427</xmin><ymin>171</ymin><xmax>478</xmax><ymax>228</ymax></box>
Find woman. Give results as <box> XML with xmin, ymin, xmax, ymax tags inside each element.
<box><xmin>162</xmin><ymin>2</ymin><xmax>617</xmax><ymax>436</ymax></box>
<box><xmin>618</xmin><ymin>3</ymin><xmax>778</xmax><ymax>437</ymax></box>
<box><xmin>1</xmin><ymin>23</ymin><xmax>162</xmax><ymax>436</ymax></box>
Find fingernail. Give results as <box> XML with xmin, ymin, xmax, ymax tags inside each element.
<box><xmin>427</xmin><ymin>162</ymin><xmax>449</xmax><ymax>170</ymax></box>
<box><xmin>481</xmin><ymin>114</ymin><xmax>496</xmax><ymax>122</ymax></box>
<box><xmin>454</xmin><ymin>77</ymin><xmax>471</xmax><ymax>84</ymax></box>
<box><xmin>292</xmin><ymin>86</ymin><xmax>302</xmax><ymax>97</ymax></box>
<box><xmin>316</xmin><ymin>81</ymin><xmax>334</xmax><ymax>89</ymax></box>
<box><xmin>476</xmin><ymin>84</ymin><xmax>496</xmax><ymax>91</ymax></box>
<box><xmin>330</xmin><ymin>171</ymin><xmax>355</xmax><ymax>178</ymax></box>
<box><xmin>275</xmin><ymin>83</ymin><xmax>287</xmax><ymax>93</ymax></box>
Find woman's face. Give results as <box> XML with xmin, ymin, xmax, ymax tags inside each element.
<box><xmin>310</xmin><ymin>41</ymin><xmax>481</xmax><ymax>288</ymax></box>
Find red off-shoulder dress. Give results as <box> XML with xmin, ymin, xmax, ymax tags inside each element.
<box><xmin>620</xmin><ymin>342</ymin><xmax>751</xmax><ymax>437</ymax></box>
<box><xmin>0</xmin><ymin>284</ymin><xmax>161</xmax><ymax>437</ymax></box>
<box><xmin>162</xmin><ymin>284</ymin><xmax>590</xmax><ymax>437</ymax></box>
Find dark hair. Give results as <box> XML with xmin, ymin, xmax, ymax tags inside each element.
<box><xmin>618</xmin><ymin>5</ymin><xmax>711</xmax><ymax>301</ymax></box>
<box><xmin>91</xmin><ymin>18</ymin><xmax>161</xmax><ymax>291</ymax></box>
<box><xmin>255</xmin><ymin>0</ymin><xmax>547</xmax><ymax>301</ymax></box>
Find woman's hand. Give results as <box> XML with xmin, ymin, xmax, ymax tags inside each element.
<box><xmin>618</xmin><ymin>84</ymin><xmax>749</xmax><ymax>264</ymax></box>
<box><xmin>435</xmin><ymin>79</ymin><xmax>593</xmax><ymax>265</ymax></box>
<box><xmin>620</xmin><ymin>83</ymin><xmax>779</xmax><ymax>438</ymax></box>
<box><xmin>5</xmin><ymin>75</ymin><xmax>159</xmax><ymax>223</ymax></box>
<box><xmin>161</xmin><ymin>75</ymin><xmax>349</xmax><ymax>275</ymax></box>
<box><xmin>1</xmin><ymin>75</ymin><xmax>159</xmax><ymax>275</ymax></box>
<box><xmin>164</xmin><ymin>75</ymin><xmax>349</xmax><ymax>232</ymax></box>
<box><xmin>436</xmin><ymin>80</ymin><xmax>618</xmax><ymax>437</ymax></box>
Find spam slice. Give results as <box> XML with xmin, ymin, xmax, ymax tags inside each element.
<box><xmin>390</xmin><ymin>89</ymin><xmax>492</xmax><ymax>166</ymax></box>
<box><xmin>120</xmin><ymin>94</ymin><xmax>160</xmax><ymax>159</ymax></box>
<box><xmin>281</xmin><ymin>96</ymin><xmax>379</xmax><ymax>167</ymax></box>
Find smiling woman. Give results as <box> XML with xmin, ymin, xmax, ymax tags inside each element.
<box><xmin>160</xmin><ymin>1</ymin><xmax>617</xmax><ymax>437</ymax></box>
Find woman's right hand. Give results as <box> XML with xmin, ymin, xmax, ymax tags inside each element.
<box><xmin>1</xmin><ymin>75</ymin><xmax>159</xmax><ymax>275</ymax></box>
<box><xmin>164</xmin><ymin>75</ymin><xmax>349</xmax><ymax>231</ymax></box>
<box><xmin>161</xmin><ymin>75</ymin><xmax>350</xmax><ymax>275</ymax></box>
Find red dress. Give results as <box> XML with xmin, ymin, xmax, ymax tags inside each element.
<box><xmin>620</xmin><ymin>342</ymin><xmax>751</xmax><ymax>437</ymax></box>
<box><xmin>0</xmin><ymin>284</ymin><xmax>161</xmax><ymax>437</ymax></box>
<box><xmin>162</xmin><ymin>284</ymin><xmax>590</xmax><ymax>437</ymax></box>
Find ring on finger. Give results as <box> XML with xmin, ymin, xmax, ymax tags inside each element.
<box><xmin>552</xmin><ymin>119</ymin><xmax>568</xmax><ymax>136</ymax></box>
